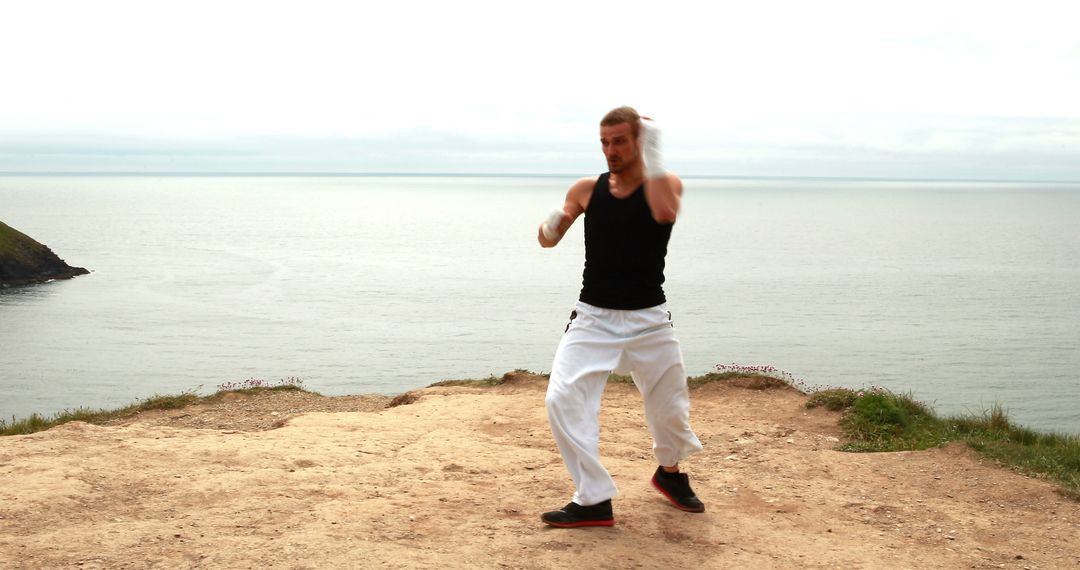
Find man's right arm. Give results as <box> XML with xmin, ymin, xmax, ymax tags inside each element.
<box><xmin>538</xmin><ymin>177</ymin><xmax>595</xmax><ymax>248</ymax></box>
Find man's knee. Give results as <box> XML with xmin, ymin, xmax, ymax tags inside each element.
<box><xmin>545</xmin><ymin>380</ymin><xmax>571</xmax><ymax>413</ymax></box>
<box><xmin>547</xmin><ymin>373</ymin><xmax>597</xmax><ymax>422</ymax></box>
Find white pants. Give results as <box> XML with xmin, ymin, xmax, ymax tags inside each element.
<box><xmin>545</xmin><ymin>301</ymin><xmax>703</xmax><ymax>506</ymax></box>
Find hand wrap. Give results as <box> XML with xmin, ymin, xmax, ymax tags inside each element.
<box><xmin>641</xmin><ymin>119</ymin><xmax>667</xmax><ymax>179</ymax></box>
<box><xmin>542</xmin><ymin>207</ymin><xmax>566</xmax><ymax>240</ymax></box>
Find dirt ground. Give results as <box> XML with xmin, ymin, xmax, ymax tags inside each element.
<box><xmin>1</xmin><ymin>371</ymin><xmax>1078</xmax><ymax>569</ymax></box>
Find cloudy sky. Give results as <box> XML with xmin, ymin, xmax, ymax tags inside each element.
<box><xmin>2</xmin><ymin>0</ymin><xmax>1078</xmax><ymax>180</ymax></box>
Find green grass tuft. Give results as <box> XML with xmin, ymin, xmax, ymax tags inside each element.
<box><xmin>2</xmin><ymin>378</ymin><xmax>310</xmax><ymax>436</ymax></box>
<box><xmin>428</xmin><ymin>369</ymin><xmax>545</xmax><ymax>388</ymax></box>
<box><xmin>1</xmin><ymin>391</ymin><xmax>202</xmax><ymax>436</ymax></box>
<box><xmin>688</xmin><ymin>371</ymin><xmax>742</xmax><ymax>387</ymax></box>
<box><xmin>814</xmin><ymin>387</ymin><xmax>1080</xmax><ymax>499</ymax></box>
<box><xmin>215</xmin><ymin>377</ymin><xmax>308</xmax><ymax>393</ymax></box>
<box><xmin>429</xmin><ymin>374</ymin><xmax>506</xmax><ymax>388</ymax></box>
<box><xmin>688</xmin><ymin>371</ymin><xmax>796</xmax><ymax>390</ymax></box>
<box><xmin>806</xmin><ymin>388</ymin><xmax>860</xmax><ymax>411</ymax></box>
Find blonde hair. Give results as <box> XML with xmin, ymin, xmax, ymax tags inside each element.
<box><xmin>600</xmin><ymin>106</ymin><xmax>640</xmax><ymax>139</ymax></box>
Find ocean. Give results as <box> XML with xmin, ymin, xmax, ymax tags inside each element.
<box><xmin>1</xmin><ymin>175</ymin><xmax>1078</xmax><ymax>433</ymax></box>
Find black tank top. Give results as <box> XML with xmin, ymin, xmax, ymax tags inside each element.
<box><xmin>579</xmin><ymin>173</ymin><xmax>672</xmax><ymax>310</ymax></box>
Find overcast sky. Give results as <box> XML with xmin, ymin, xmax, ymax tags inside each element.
<box><xmin>2</xmin><ymin>0</ymin><xmax>1078</xmax><ymax>180</ymax></box>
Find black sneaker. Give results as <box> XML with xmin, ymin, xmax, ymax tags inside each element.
<box><xmin>541</xmin><ymin>500</ymin><xmax>615</xmax><ymax>528</ymax></box>
<box><xmin>651</xmin><ymin>467</ymin><xmax>705</xmax><ymax>513</ymax></box>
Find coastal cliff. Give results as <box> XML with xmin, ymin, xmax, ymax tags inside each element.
<box><xmin>0</xmin><ymin>221</ymin><xmax>88</xmax><ymax>286</ymax></box>
<box><xmin>1</xmin><ymin>372</ymin><xmax>1077</xmax><ymax>568</ymax></box>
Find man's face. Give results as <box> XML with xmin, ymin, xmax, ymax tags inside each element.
<box><xmin>600</xmin><ymin>122</ymin><xmax>639</xmax><ymax>173</ymax></box>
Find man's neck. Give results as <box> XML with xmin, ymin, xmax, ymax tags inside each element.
<box><xmin>611</xmin><ymin>164</ymin><xmax>645</xmax><ymax>190</ymax></box>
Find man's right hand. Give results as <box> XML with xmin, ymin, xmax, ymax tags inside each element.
<box><xmin>539</xmin><ymin>207</ymin><xmax>569</xmax><ymax>247</ymax></box>
<box><xmin>538</xmin><ymin>176</ymin><xmax>596</xmax><ymax>248</ymax></box>
<box><xmin>542</xmin><ymin>208</ymin><xmax>568</xmax><ymax>240</ymax></box>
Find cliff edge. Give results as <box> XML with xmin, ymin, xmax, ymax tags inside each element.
<box><xmin>1</xmin><ymin>372</ymin><xmax>1077</xmax><ymax>568</ymax></box>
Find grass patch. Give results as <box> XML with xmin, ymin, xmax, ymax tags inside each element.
<box><xmin>429</xmin><ymin>374</ymin><xmax>508</xmax><ymax>388</ymax></box>
<box><xmin>1</xmin><ymin>377</ymin><xmax>310</xmax><ymax>436</ymax></box>
<box><xmin>806</xmin><ymin>388</ymin><xmax>860</xmax><ymax>411</ymax></box>
<box><xmin>427</xmin><ymin>369</ymin><xmax>541</xmax><ymax>388</ymax></box>
<box><xmin>690</xmin><ymin>371</ymin><xmax>793</xmax><ymax>390</ymax></box>
<box><xmin>1</xmin><ymin>391</ymin><xmax>202</xmax><ymax>436</ymax></box>
<box><xmin>811</xmin><ymin>387</ymin><xmax>1080</xmax><ymax>498</ymax></box>
<box><xmin>215</xmin><ymin>376</ymin><xmax>308</xmax><ymax>394</ymax></box>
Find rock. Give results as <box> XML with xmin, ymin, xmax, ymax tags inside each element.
<box><xmin>0</xmin><ymin>221</ymin><xmax>89</xmax><ymax>286</ymax></box>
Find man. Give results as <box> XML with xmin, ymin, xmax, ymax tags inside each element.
<box><xmin>537</xmin><ymin>106</ymin><xmax>704</xmax><ymax>528</ymax></box>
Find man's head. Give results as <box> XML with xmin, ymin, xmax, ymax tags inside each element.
<box><xmin>600</xmin><ymin>106</ymin><xmax>642</xmax><ymax>174</ymax></box>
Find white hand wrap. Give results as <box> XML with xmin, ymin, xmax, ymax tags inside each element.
<box><xmin>641</xmin><ymin>119</ymin><xmax>668</xmax><ymax>179</ymax></box>
<box><xmin>542</xmin><ymin>207</ymin><xmax>566</xmax><ymax>240</ymax></box>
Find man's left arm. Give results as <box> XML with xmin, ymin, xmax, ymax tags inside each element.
<box><xmin>644</xmin><ymin>173</ymin><xmax>682</xmax><ymax>223</ymax></box>
<box><xmin>640</xmin><ymin>119</ymin><xmax>683</xmax><ymax>223</ymax></box>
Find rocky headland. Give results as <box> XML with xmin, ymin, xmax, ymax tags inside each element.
<box><xmin>0</xmin><ymin>221</ymin><xmax>88</xmax><ymax>286</ymax></box>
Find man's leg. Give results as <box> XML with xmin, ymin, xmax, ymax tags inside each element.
<box><xmin>626</xmin><ymin>306</ymin><xmax>705</xmax><ymax>512</ymax></box>
<box><xmin>545</xmin><ymin>317</ymin><xmax>622</xmax><ymax>505</ymax></box>
<box><xmin>543</xmin><ymin>304</ymin><xmax>622</xmax><ymax>526</ymax></box>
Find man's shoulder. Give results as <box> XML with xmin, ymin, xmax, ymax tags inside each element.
<box><xmin>568</xmin><ymin>175</ymin><xmax>601</xmax><ymax>195</ymax></box>
<box><xmin>574</xmin><ymin>175</ymin><xmax>602</xmax><ymax>187</ymax></box>
<box><xmin>564</xmin><ymin>175</ymin><xmax>601</xmax><ymax>213</ymax></box>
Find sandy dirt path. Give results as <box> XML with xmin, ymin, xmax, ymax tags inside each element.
<box><xmin>2</xmin><ymin>372</ymin><xmax>1078</xmax><ymax>569</ymax></box>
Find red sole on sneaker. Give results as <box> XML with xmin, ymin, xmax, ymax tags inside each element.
<box><xmin>651</xmin><ymin>476</ymin><xmax>706</xmax><ymax>513</ymax></box>
<box><xmin>543</xmin><ymin>519</ymin><xmax>616</xmax><ymax>528</ymax></box>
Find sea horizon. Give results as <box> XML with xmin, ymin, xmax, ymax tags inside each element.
<box><xmin>3</xmin><ymin>171</ymin><xmax>1080</xmax><ymax>185</ymax></box>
